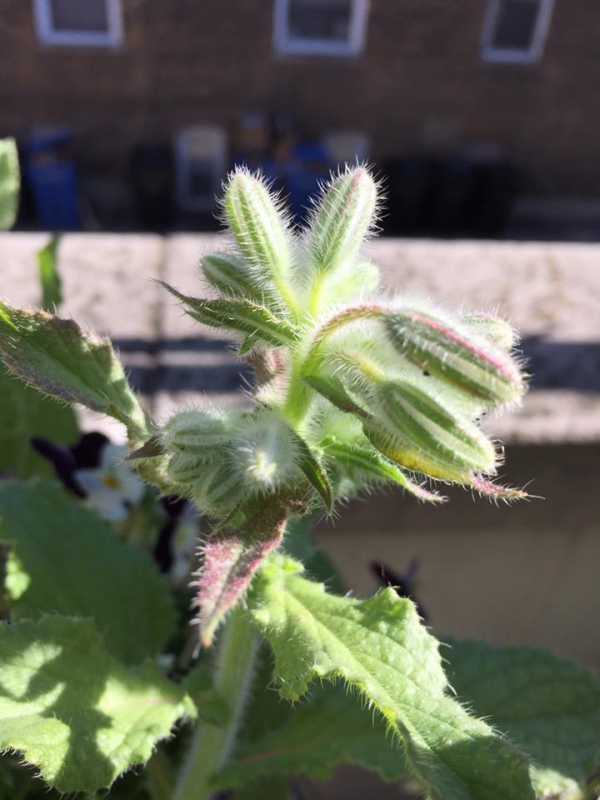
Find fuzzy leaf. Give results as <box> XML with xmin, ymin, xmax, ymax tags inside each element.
<box><xmin>37</xmin><ymin>237</ymin><xmax>63</xmax><ymax>311</ymax></box>
<box><xmin>0</xmin><ymin>139</ymin><xmax>19</xmax><ymax>230</ymax></box>
<box><xmin>160</xmin><ymin>282</ymin><xmax>299</xmax><ymax>348</ymax></box>
<box><xmin>0</xmin><ymin>481</ymin><xmax>176</xmax><ymax>664</ymax></box>
<box><xmin>0</xmin><ymin>303</ymin><xmax>148</xmax><ymax>439</ymax></box>
<box><xmin>215</xmin><ymin>685</ymin><xmax>408</xmax><ymax>790</ymax></box>
<box><xmin>249</xmin><ymin>555</ymin><xmax>535</xmax><ymax>800</ymax></box>
<box><xmin>446</xmin><ymin>639</ymin><xmax>600</xmax><ymax>798</ymax></box>
<box><xmin>0</xmin><ymin>616</ymin><xmax>190</xmax><ymax>794</ymax></box>
<box><xmin>0</xmin><ymin>362</ymin><xmax>78</xmax><ymax>479</ymax></box>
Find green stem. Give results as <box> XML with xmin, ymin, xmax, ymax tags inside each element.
<box><xmin>174</xmin><ymin>608</ymin><xmax>259</xmax><ymax>800</ymax></box>
<box><xmin>284</xmin><ymin>304</ymin><xmax>386</xmax><ymax>429</ymax></box>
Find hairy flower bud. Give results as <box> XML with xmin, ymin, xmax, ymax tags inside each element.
<box><xmin>372</xmin><ymin>380</ymin><xmax>498</xmax><ymax>478</ymax></box>
<box><xmin>163</xmin><ymin>409</ymin><xmax>233</xmax><ymax>459</ymax></box>
<box><xmin>462</xmin><ymin>312</ymin><xmax>518</xmax><ymax>352</ymax></box>
<box><xmin>193</xmin><ymin>463</ymin><xmax>245</xmax><ymax>516</ymax></box>
<box><xmin>230</xmin><ymin>411</ymin><xmax>301</xmax><ymax>492</ymax></box>
<box><xmin>222</xmin><ymin>169</ymin><xmax>296</xmax><ymax>312</ymax></box>
<box><xmin>308</xmin><ymin>166</ymin><xmax>378</xmax><ymax>276</ymax></box>
<box><xmin>385</xmin><ymin>306</ymin><xmax>525</xmax><ymax>408</ymax></box>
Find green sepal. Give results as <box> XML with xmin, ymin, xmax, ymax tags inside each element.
<box><xmin>0</xmin><ymin>302</ymin><xmax>148</xmax><ymax>440</ymax></box>
<box><xmin>202</xmin><ymin>252</ymin><xmax>263</xmax><ymax>302</ymax></box>
<box><xmin>160</xmin><ymin>282</ymin><xmax>300</xmax><ymax>348</ymax></box>
<box><xmin>303</xmin><ymin>372</ymin><xmax>368</xmax><ymax>418</ymax></box>
<box><xmin>288</xmin><ymin>431</ymin><xmax>333</xmax><ymax>511</ymax></box>
<box><xmin>322</xmin><ymin>437</ymin><xmax>446</xmax><ymax>504</ymax></box>
<box><xmin>0</xmin><ymin>139</ymin><xmax>19</xmax><ymax>230</ymax></box>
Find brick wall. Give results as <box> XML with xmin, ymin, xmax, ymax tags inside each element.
<box><xmin>1</xmin><ymin>1</ymin><xmax>598</xmax><ymax>194</ymax></box>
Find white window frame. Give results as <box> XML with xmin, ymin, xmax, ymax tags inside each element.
<box><xmin>273</xmin><ymin>0</ymin><xmax>369</xmax><ymax>57</ymax></box>
<box><xmin>33</xmin><ymin>0</ymin><xmax>124</xmax><ymax>47</ymax></box>
<box><xmin>481</xmin><ymin>0</ymin><xmax>554</xmax><ymax>64</ymax></box>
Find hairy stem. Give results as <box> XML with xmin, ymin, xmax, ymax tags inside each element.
<box><xmin>174</xmin><ymin>608</ymin><xmax>259</xmax><ymax>800</ymax></box>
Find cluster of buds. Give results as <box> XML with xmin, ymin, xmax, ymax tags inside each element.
<box><xmin>157</xmin><ymin>164</ymin><xmax>528</xmax><ymax>644</ymax></box>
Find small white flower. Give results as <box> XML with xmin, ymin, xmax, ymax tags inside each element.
<box><xmin>75</xmin><ymin>443</ymin><xmax>144</xmax><ymax>523</ymax></box>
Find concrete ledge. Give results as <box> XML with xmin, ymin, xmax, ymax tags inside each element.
<box><xmin>1</xmin><ymin>233</ymin><xmax>599</xmax><ymax>443</ymax></box>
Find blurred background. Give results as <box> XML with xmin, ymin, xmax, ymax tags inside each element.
<box><xmin>2</xmin><ymin>0</ymin><xmax>600</xmax><ymax>240</ymax></box>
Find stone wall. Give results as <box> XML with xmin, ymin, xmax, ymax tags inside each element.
<box><xmin>2</xmin><ymin>233</ymin><xmax>600</xmax><ymax>668</ymax></box>
<box><xmin>1</xmin><ymin>1</ymin><xmax>600</xmax><ymax>193</ymax></box>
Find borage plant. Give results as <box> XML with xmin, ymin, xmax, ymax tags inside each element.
<box><xmin>1</xmin><ymin>152</ymin><xmax>600</xmax><ymax>800</ymax></box>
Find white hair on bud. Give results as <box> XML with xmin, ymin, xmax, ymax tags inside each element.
<box><xmin>229</xmin><ymin>409</ymin><xmax>301</xmax><ymax>492</ymax></box>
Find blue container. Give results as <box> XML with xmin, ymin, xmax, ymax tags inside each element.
<box><xmin>26</xmin><ymin>129</ymin><xmax>81</xmax><ymax>230</ymax></box>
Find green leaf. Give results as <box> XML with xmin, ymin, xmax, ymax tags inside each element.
<box><xmin>216</xmin><ymin>684</ymin><xmax>408</xmax><ymax>790</ymax></box>
<box><xmin>0</xmin><ymin>616</ymin><xmax>189</xmax><ymax>794</ymax></box>
<box><xmin>446</xmin><ymin>639</ymin><xmax>600</xmax><ymax>799</ymax></box>
<box><xmin>0</xmin><ymin>139</ymin><xmax>19</xmax><ymax>230</ymax></box>
<box><xmin>0</xmin><ymin>303</ymin><xmax>148</xmax><ymax>439</ymax></box>
<box><xmin>0</xmin><ymin>481</ymin><xmax>176</xmax><ymax>664</ymax></box>
<box><xmin>160</xmin><ymin>282</ymin><xmax>300</xmax><ymax>348</ymax></box>
<box><xmin>38</xmin><ymin>237</ymin><xmax>63</xmax><ymax>311</ymax></box>
<box><xmin>0</xmin><ymin>362</ymin><xmax>78</xmax><ymax>479</ymax></box>
<box><xmin>249</xmin><ymin>555</ymin><xmax>535</xmax><ymax>800</ymax></box>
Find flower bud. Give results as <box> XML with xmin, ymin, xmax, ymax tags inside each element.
<box><xmin>223</xmin><ymin>169</ymin><xmax>294</xmax><ymax>308</ymax></box>
<box><xmin>308</xmin><ymin>166</ymin><xmax>378</xmax><ymax>276</ymax></box>
<box><xmin>462</xmin><ymin>312</ymin><xmax>518</xmax><ymax>352</ymax></box>
<box><xmin>230</xmin><ymin>411</ymin><xmax>300</xmax><ymax>492</ymax></box>
<box><xmin>163</xmin><ymin>409</ymin><xmax>233</xmax><ymax>459</ymax></box>
<box><xmin>193</xmin><ymin>463</ymin><xmax>245</xmax><ymax>516</ymax></box>
<box><xmin>385</xmin><ymin>306</ymin><xmax>525</xmax><ymax>408</ymax></box>
<box><xmin>372</xmin><ymin>380</ymin><xmax>498</xmax><ymax>478</ymax></box>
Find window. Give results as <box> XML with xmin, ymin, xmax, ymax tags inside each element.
<box><xmin>481</xmin><ymin>0</ymin><xmax>554</xmax><ymax>63</ymax></box>
<box><xmin>274</xmin><ymin>0</ymin><xmax>369</xmax><ymax>57</ymax></box>
<box><xmin>34</xmin><ymin>0</ymin><xmax>124</xmax><ymax>47</ymax></box>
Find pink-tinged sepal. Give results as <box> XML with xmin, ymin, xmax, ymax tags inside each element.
<box><xmin>470</xmin><ymin>475</ymin><xmax>530</xmax><ymax>503</ymax></box>
<box><xmin>193</xmin><ymin>511</ymin><xmax>288</xmax><ymax>648</ymax></box>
